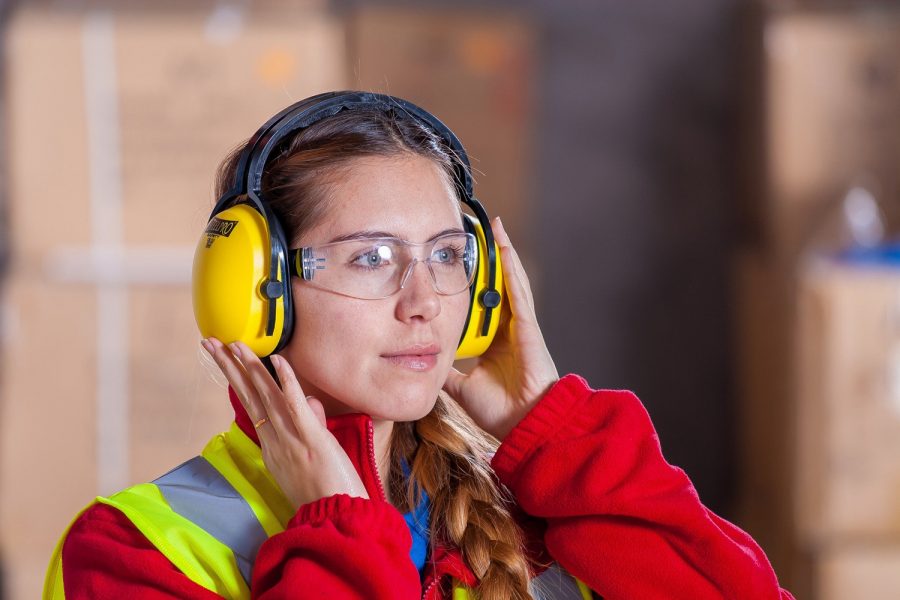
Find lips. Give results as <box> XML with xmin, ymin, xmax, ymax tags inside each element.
<box><xmin>381</xmin><ymin>344</ymin><xmax>441</xmax><ymax>371</ymax></box>
<box><xmin>381</xmin><ymin>343</ymin><xmax>442</xmax><ymax>357</ymax></box>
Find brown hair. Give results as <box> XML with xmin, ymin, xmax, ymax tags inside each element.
<box><xmin>215</xmin><ymin>106</ymin><xmax>535</xmax><ymax>599</ymax></box>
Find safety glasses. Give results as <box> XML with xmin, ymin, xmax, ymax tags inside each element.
<box><xmin>288</xmin><ymin>232</ymin><xmax>477</xmax><ymax>300</ymax></box>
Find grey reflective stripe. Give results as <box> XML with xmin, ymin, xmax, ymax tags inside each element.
<box><xmin>530</xmin><ymin>562</ymin><xmax>592</xmax><ymax>600</ymax></box>
<box><xmin>154</xmin><ymin>456</ymin><xmax>268</xmax><ymax>586</ymax></box>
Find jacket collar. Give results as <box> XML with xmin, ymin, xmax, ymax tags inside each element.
<box><xmin>228</xmin><ymin>387</ymin><xmax>479</xmax><ymax>595</ymax></box>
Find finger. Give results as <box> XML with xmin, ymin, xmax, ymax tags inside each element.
<box><xmin>494</xmin><ymin>217</ymin><xmax>535</xmax><ymax>307</ymax></box>
<box><xmin>305</xmin><ymin>395</ymin><xmax>327</xmax><ymax>429</ymax></box>
<box><xmin>493</xmin><ymin>217</ymin><xmax>534</xmax><ymax>288</ymax></box>
<box><xmin>230</xmin><ymin>342</ymin><xmax>296</xmax><ymax>438</ymax></box>
<box><xmin>494</xmin><ymin>295</ymin><xmax>515</xmax><ymax>341</ymax></box>
<box><xmin>202</xmin><ymin>338</ymin><xmax>267</xmax><ymax>428</ymax></box>
<box><xmin>492</xmin><ymin>217</ymin><xmax>537</xmax><ymax>320</ymax></box>
<box><xmin>269</xmin><ymin>354</ymin><xmax>321</xmax><ymax>432</ymax></box>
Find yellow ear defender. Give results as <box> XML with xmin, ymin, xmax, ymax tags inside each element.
<box><xmin>192</xmin><ymin>91</ymin><xmax>504</xmax><ymax>360</ymax></box>
<box><xmin>193</xmin><ymin>203</ymin><xmax>290</xmax><ymax>358</ymax></box>
<box><xmin>456</xmin><ymin>214</ymin><xmax>504</xmax><ymax>359</ymax></box>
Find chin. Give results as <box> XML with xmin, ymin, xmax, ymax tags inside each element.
<box><xmin>366</xmin><ymin>381</ymin><xmax>442</xmax><ymax>422</ymax></box>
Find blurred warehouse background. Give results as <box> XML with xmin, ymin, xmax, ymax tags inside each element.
<box><xmin>1</xmin><ymin>0</ymin><xmax>900</xmax><ymax>598</ymax></box>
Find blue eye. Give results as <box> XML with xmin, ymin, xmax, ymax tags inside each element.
<box><xmin>434</xmin><ymin>248</ymin><xmax>452</xmax><ymax>263</ymax></box>
<box><xmin>353</xmin><ymin>245</ymin><xmax>393</xmax><ymax>269</ymax></box>
<box><xmin>431</xmin><ymin>243</ymin><xmax>464</xmax><ymax>265</ymax></box>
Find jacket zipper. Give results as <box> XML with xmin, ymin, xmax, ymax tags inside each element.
<box><xmin>422</xmin><ymin>577</ymin><xmax>440</xmax><ymax>599</ymax></box>
<box><xmin>367</xmin><ymin>419</ymin><xmax>445</xmax><ymax>599</ymax></box>
<box><xmin>365</xmin><ymin>419</ymin><xmax>388</xmax><ymax>503</ymax></box>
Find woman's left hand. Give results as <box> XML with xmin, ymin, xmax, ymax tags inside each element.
<box><xmin>442</xmin><ymin>216</ymin><xmax>559</xmax><ymax>441</ymax></box>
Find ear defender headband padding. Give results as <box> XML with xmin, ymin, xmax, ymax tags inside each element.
<box><xmin>192</xmin><ymin>91</ymin><xmax>504</xmax><ymax>359</ymax></box>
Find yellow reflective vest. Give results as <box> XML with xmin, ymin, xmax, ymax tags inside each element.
<box><xmin>45</xmin><ymin>423</ymin><xmax>592</xmax><ymax>599</ymax></box>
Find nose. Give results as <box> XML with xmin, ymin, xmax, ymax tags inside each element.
<box><xmin>395</xmin><ymin>259</ymin><xmax>441</xmax><ymax>323</ymax></box>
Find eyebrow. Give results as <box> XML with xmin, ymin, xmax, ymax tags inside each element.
<box><xmin>327</xmin><ymin>227</ymin><xmax>466</xmax><ymax>244</ymax></box>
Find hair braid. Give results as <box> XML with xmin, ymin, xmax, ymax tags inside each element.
<box><xmin>390</xmin><ymin>392</ymin><xmax>535</xmax><ymax>600</ymax></box>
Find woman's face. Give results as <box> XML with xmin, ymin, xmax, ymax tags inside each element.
<box><xmin>280</xmin><ymin>153</ymin><xmax>470</xmax><ymax>421</ymax></box>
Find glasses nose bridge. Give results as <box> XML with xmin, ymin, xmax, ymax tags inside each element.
<box><xmin>398</xmin><ymin>256</ymin><xmax>438</xmax><ymax>293</ymax></box>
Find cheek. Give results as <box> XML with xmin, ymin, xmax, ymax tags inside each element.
<box><xmin>446</xmin><ymin>294</ymin><xmax>471</xmax><ymax>334</ymax></box>
<box><xmin>436</xmin><ymin>293</ymin><xmax>472</xmax><ymax>355</ymax></box>
<box><xmin>287</xmin><ymin>292</ymin><xmax>372</xmax><ymax>378</ymax></box>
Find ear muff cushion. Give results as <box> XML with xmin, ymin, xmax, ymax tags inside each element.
<box><xmin>456</xmin><ymin>214</ymin><xmax>504</xmax><ymax>360</ymax></box>
<box><xmin>192</xmin><ymin>204</ymin><xmax>286</xmax><ymax>357</ymax></box>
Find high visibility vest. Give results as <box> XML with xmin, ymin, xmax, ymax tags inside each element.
<box><xmin>44</xmin><ymin>423</ymin><xmax>594</xmax><ymax>600</ymax></box>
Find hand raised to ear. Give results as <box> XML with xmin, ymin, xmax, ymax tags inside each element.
<box><xmin>443</xmin><ymin>217</ymin><xmax>559</xmax><ymax>441</ymax></box>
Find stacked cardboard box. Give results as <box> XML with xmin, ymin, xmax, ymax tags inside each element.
<box><xmin>795</xmin><ymin>263</ymin><xmax>900</xmax><ymax>600</ymax></box>
<box><xmin>0</xmin><ymin>4</ymin><xmax>346</xmax><ymax>598</ymax></box>
<box><xmin>735</xmin><ymin>9</ymin><xmax>900</xmax><ymax>598</ymax></box>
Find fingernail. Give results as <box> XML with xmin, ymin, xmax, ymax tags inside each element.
<box><xmin>200</xmin><ymin>339</ymin><xmax>213</xmax><ymax>355</ymax></box>
<box><xmin>229</xmin><ymin>342</ymin><xmax>242</xmax><ymax>359</ymax></box>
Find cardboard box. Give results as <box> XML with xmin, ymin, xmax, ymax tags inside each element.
<box><xmin>794</xmin><ymin>262</ymin><xmax>900</xmax><ymax>541</ymax></box>
<box><xmin>814</xmin><ymin>544</ymin><xmax>900</xmax><ymax>600</ymax></box>
<box><xmin>762</xmin><ymin>11</ymin><xmax>900</xmax><ymax>260</ymax></box>
<box><xmin>0</xmin><ymin>5</ymin><xmax>346</xmax><ymax>598</ymax></box>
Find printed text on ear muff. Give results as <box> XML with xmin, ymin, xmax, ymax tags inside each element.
<box><xmin>205</xmin><ymin>217</ymin><xmax>239</xmax><ymax>248</ymax></box>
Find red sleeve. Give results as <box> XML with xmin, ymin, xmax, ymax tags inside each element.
<box><xmin>251</xmin><ymin>494</ymin><xmax>421</xmax><ymax>599</ymax></box>
<box><xmin>61</xmin><ymin>495</ymin><xmax>419</xmax><ymax>599</ymax></box>
<box><xmin>60</xmin><ymin>503</ymin><xmax>222</xmax><ymax>599</ymax></box>
<box><xmin>491</xmin><ymin>374</ymin><xmax>795</xmax><ymax>600</ymax></box>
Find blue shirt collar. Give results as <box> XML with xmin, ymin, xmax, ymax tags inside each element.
<box><xmin>400</xmin><ymin>457</ymin><xmax>430</xmax><ymax>576</ymax></box>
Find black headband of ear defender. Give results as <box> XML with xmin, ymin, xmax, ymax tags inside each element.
<box><xmin>209</xmin><ymin>91</ymin><xmax>501</xmax><ymax>344</ymax></box>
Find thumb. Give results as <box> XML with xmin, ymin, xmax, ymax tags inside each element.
<box><xmin>305</xmin><ymin>396</ymin><xmax>327</xmax><ymax>428</ymax></box>
<box><xmin>442</xmin><ymin>366</ymin><xmax>466</xmax><ymax>401</ymax></box>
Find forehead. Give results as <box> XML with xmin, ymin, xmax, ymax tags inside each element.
<box><xmin>303</xmin><ymin>154</ymin><xmax>463</xmax><ymax>245</ymax></box>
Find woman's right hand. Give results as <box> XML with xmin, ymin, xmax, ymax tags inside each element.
<box><xmin>201</xmin><ymin>337</ymin><xmax>369</xmax><ymax>510</ymax></box>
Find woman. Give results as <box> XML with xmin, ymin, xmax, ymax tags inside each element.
<box><xmin>45</xmin><ymin>92</ymin><xmax>793</xmax><ymax>599</ymax></box>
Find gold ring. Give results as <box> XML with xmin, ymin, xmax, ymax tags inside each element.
<box><xmin>254</xmin><ymin>417</ymin><xmax>269</xmax><ymax>429</ymax></box>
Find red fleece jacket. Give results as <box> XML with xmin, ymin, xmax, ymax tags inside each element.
<box><xmin>56</xmin><ymin>374</ymin><xmax>794</xmax><ymax>599</ymax></box>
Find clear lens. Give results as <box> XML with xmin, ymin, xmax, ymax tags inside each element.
<box><xmin>427</xmin><ymin>234</ymin><xmax>476</xmax><ymax>294</ymax></box>
<box><xmin>295</xmin><ymin>233</ymin><xmax>477</xmax><ymax>300</ymax></box>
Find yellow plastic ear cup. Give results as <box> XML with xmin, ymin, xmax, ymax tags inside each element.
<box><xmin>192</xmin><ymin>204</ymin><xmax>286</xmax><ymax>357</ymax></box>
<box><xmin>455</xmin><ymin>217</ymin><xmax>504</xmax><ymax>360</ymax></box>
